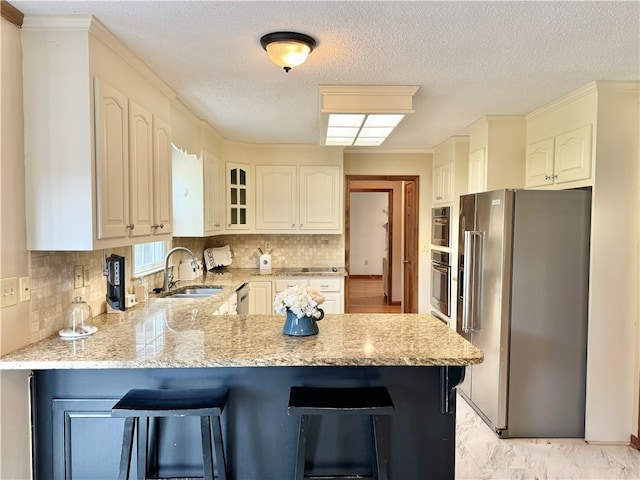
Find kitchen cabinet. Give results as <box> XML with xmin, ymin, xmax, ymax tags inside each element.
<box><xmin>466</xmin><ymin>115</ymin><xmax>525</xmax><ymax>194</ymax></box>
<box><xmin>256</xmin><ymin>165</ymin><xmax>342</xmax><ymax>233</ymax></box>
<box><xmin>309</xmin><ymin>278</ymin><xmax>344</xmax><ymax>314</ymax></box>
<box><xmin>22</xmin><ymin>17</ymin><xmax>174</xmax><ymax>250</ymax></box>
<box><xmin>249</xmin><ymin>281</ymin><xmax>273</xmax><ymax>314</ymax></box>
<box><xmin>432</xmin><ymin>163</ymin><xmax>453</xmax><ymax>204</ymax></box>
<box><xmin>226</xmin><ymin>163</ymin><xmax>251</xmax><ymax>230</ymax></box>
<box><xmin>273</xmin><ymin>277</ymin><xmax>344</xmax><ymax>314</ymax></box>
<box><xmin>525</xmin><ymin>124</ymin><xmax>592</xmax><ymax>188</ymax></box>
<box><xmin>96</xmin><ymin>81</ymin><xmax>173</xmax><ymax>242</ymax></box>
<box><xmin>172</xmin><ymin>149</ymin><xmax>223</xmax><ymax>237</ymax></box>
<box><xmin>467</xmin><ymin>148</ymin><xmax>487</xmax><ymax>194</ymax></box>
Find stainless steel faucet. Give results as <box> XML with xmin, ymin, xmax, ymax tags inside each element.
<box><xmin>163</xmin><ymin>247</ymin><xmax>198</xmax><ymax>291</ymax></box>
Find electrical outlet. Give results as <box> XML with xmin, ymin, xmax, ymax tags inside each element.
<box><xmin>364</xmin><ymin>259</ymin><xmax>369</xmax><ymax>265</ymax></box>
<box><xmin>0</xmin><ymin>277</ymin><xmax>18</xmax><ymax>308</ymax></box>
<box><xmin>19</xmin><ymin>277</ymin><xmax>30</xmax><ymax>302</ymax></box>
<box><xmin>74</xmin><ymin>266</ymin><xmax>83</xmax><ymax>289</ymax></box>
<box><xmin>83</xmin><ymin>265</ymin><xmax>91</xmax><ymax>287</ymax></box>
<box><xmin>265</xmin><ymin>242</ymin><xmax>271</xmax><ymax>252</ymax></box>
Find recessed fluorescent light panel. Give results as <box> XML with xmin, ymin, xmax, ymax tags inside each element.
<box><xmin>325</xmin><ymin>114</ymin><xmax>404</xmax><ymax>146</ymax></box>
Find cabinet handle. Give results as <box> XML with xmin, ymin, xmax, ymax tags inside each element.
<box><xmin>292</xmin><ymin>224</ymin><xmax>295</xmax><ymax>228</ymax></box>
<box><xmin>551</xmin><ymin>174</ymin><xmax>558</xmax><ymax>179</ymax></box>
<box><xmin>127</xmin><ymin>224</ymin><xmax>135</xmax><ymax>230</ymax></box>
<box><xmin>544</xmin><ymin>175</ymin><xmax>550</xmax><ymax>180</ymax></box>
<box><xmin>300</xmin><ymin>224</ymin><xmax>303</xmax><ymax>228</ymax></box>
<box><xmin>152</xmin><ymin>223</ymin><xmax>165</xmax><ymax>229</ymax></box>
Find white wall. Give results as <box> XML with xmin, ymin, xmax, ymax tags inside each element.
<box><xmin>0</xmin><ymin>16</ymin><xmax>33</xmax><ymax>480</ymax></box>
<box><xmin>350</xmin><ymin>192</ymin><xmax>388</xmax><ymax>275</ymax></box>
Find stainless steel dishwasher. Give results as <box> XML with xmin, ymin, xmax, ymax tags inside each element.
<box><xmin>236</xmin><ymin>283</ymin><xmax>250</xmax><ymax>315</ymax></box>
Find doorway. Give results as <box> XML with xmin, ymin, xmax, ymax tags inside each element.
<box><xmin>345</xmin><ymin>176</ymin><xmax>419</xmax><ymax>313</ymax></box>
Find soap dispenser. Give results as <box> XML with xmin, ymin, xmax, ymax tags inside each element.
<box><xmin>59</xmin><ymin>296</ymin><xmax>98</xmax><ymax>339</ymax></box>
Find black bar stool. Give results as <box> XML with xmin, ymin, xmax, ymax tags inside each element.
<box><xmin>111</xmin><ymin>387</ymin><xmax>228</xmax><ymax>480</ymax></box>
<box><xmin>288</xmin><ymin>386</ymin><xmax>394</xmax><ymax>480</ymax></box>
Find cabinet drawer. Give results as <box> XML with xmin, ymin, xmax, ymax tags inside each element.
<box><xmin>309</xmin><ymin>278</ymin><xmax>341</xmax><ymax>292</ymax></box>
<box><xmin>275</xmin><ymin>279</ymin><xmax>309</xmax><ymax>292</ymax></box>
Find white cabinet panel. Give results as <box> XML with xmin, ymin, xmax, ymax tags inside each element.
<box><xmin>249</xmin><ymin>281</ymin><xmax>273</xmax><ymax>314</ymax></box>
<box><xmin>256</xmin><ymin>165</ymin><xmax>297</xmax><ymax>230</ymax></box>
<box><xmin>95</xmin><ymin>79</ymin><xmax>129</xmax><ymax>240</ymax></box>
<box><xmin>299</xmin><ymin>166</ymin><xmax>342</xmax><ymax>231</ymax></box>
<box><xmin>128</xmin><ymin>100</ymin><xmax>154</xmax><ymax>238</ymax></box>
<box><xmin>226</xmin><ymin>163</ymin><xmax>251</xmax><ymax>230</ymax></box>
<box><xmin>525</xmin><ymin>137</ymin><xmax>555</xmax><ymax>187</ymax></box>
<box><xmin>467</xmin><ymin>148</ymin><xmax>487</xmax><ymax>194</ymax></box>
<box><xmin>555</xmin><ymin>124</ymin><xmax>592</xmax><ymax>185</ymax></box>
<box><xmin>432</xmin><ymin>162</ymin><xmax>453</xmax><ymax>203</ymax></box>
<box><xmin>153</xmin><ymin>116</ymin><xmax>173</xmax><ymax>235</ymax></box>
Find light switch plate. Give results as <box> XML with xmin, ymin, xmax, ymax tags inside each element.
<box><xmin>1</xmin><ymin>277</ymin><xmax>18</xmax><ymax>308</ymax></box>
<box><xmin>83</xmin><ymin>265</ymin><xmax>91</xmax><ymax>287</ymax></box>
<box><xmin>19</xmin><ymin>276</ymin><xmax>30</xmax><ymax>302</ymax></box>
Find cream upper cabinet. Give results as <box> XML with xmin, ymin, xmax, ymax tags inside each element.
<box><xmin>172</xmin><ymin>149</ymin><xmax>222</xmax><ymax>237</ymax></box>
<box><xmin>22</xmin><ymin>17</ymin><xmax>173</xmax><ymax>250</ymax></box>
<box><xmin>432</xmin><ymin>162</ymin><xmax>453</xmax><ymax>203</ymax></box>
<box><xmin>466</xmin><ymin>116</ymin><xmax>525</xmax><ymax>194</ymax></box>
<box><xmin>525</xmin><ymin>125</ymin><xmax>592</xmax><ymax>188</ymax></box>
<box><xmin>299</xmin><ymin>165</ymin><xmax>342</xmax><ymax>232</ymax></box>
<box><xmin>226</xmin><ymin>163</ymin><xmax>251</xmax><ymax>230</ymax></box>
<box><xmin>467</xmin><ymin>148</ymin><xmax>487</xmax><ymax>194</ymax></box>
<box><xmin>153</xmin><ymin>116</ymin><xmax>173</xmax><ymax>235</ymax></box>
<box><xmin>96</xmin><ymin>83</ymin><xmax>171</xmax><ymax>242</ymax></box>
<box><xmin>256</xmin><ymin>165</ymin><xmax>297</xmax><ymax>230</ymax></box>
<box><xmin>204</xmin><ymin>152</ymin><xmax>224</xmax><ymax>233</ymax></box>
<box><xmin>255</xmin><ymin>165</ymin><xmax>342</xmax><ymax>233</ymax></box>
<box><xmin>95</xmin><ymin>79</ymin><xmax>130</xmax><ymax>241</ymax></box>
<box><xmin>127</xmin><ymin>100</ymin><xmax>154</xmax><ymax>238</ymax></box>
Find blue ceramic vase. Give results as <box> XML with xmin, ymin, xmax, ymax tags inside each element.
<box><xmin>282</xmin><ymin>308</ymin><xmax>324</xmax><ymax>336</ymax></box>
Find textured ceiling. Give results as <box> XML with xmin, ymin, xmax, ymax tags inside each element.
<box><xmin>11</xmin><ymin>1</ymin><xmax>640</xmax><ymax>150</ymax></box>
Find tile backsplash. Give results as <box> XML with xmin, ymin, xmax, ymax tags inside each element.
<box><xmin>28</xmin><ymin>234</ymin><xmax>344</xmax><ymax>342</ymax></box>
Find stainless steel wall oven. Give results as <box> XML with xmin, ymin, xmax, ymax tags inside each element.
<box><xmin>431</xmin><ymin>206</ymin><xmax>451</xmax><ymax>247</ymax></box>
<box><xmin>430</xmin><ymin>249</ymin><xmax>451</xmax><ymax>318</ymax></box>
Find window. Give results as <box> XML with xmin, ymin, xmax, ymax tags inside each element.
<box><xmin>132</xmin><ymin>240</ymin><xmax>169</xmax><ymax>277</ymax></box>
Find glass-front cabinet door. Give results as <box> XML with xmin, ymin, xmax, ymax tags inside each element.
<box><xmin>226</xmin><ymin>162</ymin><xmax>250</xmax><ymax>229</ymax></box>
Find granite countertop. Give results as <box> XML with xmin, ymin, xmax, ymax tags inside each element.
<box><xmin>0</xmin><ymin>268</ymin><xmax>483</xmax><ymax>370</ymax></box>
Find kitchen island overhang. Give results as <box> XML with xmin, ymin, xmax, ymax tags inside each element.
<box><xmin>1</xmin><ymin>308</ymin><xmax>482</xmax><ymax>479</ymax></box>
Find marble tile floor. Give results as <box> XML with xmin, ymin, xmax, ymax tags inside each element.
<box><xmin>455</xmin><ymin>394</ymin><xmax>640</xmax><ymax>480</ymax></box>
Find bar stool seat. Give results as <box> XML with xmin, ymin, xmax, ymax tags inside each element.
<box><xmin>112</xmin><ymin>387</ymin><xmax>228</xmax><ymax>480</ymax></box>
<box><xmin>288</xmin><ymin>386</ymin><xmax>394</xmax><ymax>480</ymax></box>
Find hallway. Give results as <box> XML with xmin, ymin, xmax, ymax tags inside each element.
<box><xmin>347</xmin><ymin>276</ymin><xmax>401</xmax><ymax>313</ymax></box>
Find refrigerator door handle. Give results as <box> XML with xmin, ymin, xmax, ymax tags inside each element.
<box><xmin>463</xmin><ymin>231</ymin><xmax>483</xmax><ymax>332</ymax></box>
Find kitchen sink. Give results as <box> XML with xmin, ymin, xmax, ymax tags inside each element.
<box><xmin>162</xmin><ymin>286</ymin><xmax>224</xmax><ymax>298</ymax></box>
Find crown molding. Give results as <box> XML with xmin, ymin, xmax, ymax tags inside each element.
<box><xmin>1</xmin><ymin>1</ymin><xmax>23</xmax><ymax>27</ymax></box>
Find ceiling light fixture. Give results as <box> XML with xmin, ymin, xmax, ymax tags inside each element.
<box><xmin>260</xmin><ymin>32</ymin><xmax>316</xmax><ymax>72</ymax></box>
<box><xmin>319</xmin><ymin>86</ymin><xmax>420</xmax><ymax>147</ymax></box>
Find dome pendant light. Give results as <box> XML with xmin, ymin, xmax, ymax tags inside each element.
<box><xmin>260</xmin><ymin>32</ymin><xmax>316</xmax><ymax>72</ymax></box>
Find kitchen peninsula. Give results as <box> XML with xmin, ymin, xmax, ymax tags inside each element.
<box><xmin>0</xmin><ymin>274</ymin><xmax>482</xmax><ymax>479</ymax></box>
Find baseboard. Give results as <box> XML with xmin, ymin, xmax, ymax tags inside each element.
<box><xmin>631</xmin><ymin>434</ymin><xmax>640</xmax><ymax>451</ymax></box>
<box><xmin>349</xmin><ymin>274</ymin><xmax>383</xmax><ymax>279</ymax></box>
<box><xmin>387</xmin><ymin>301</ymin><xmax>401</xmax><ymax>305</ymax></box>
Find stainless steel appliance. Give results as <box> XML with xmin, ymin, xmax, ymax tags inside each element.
<box><xmin>431</xmin><ymin>206</ymin><xmax>450</xmax><ymax>247</ymax></box>
<box><xmin>457</xmin><ymin>188</ymin><xmax>591</xmax><ymax>438</ymax></box>
<box><xmin>236</xmin><ymin>282</ymin><xmax>250</xmax><ymax>315</ymax></box>
<box><xmin>430</xmin><ymin>250</ymin><xmax>450</xmax><ymax>318</ymax></box>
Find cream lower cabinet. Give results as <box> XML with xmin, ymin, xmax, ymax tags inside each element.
<box><xmin>525</xmin><ymin>124</ymin><xmax>592</xmax><ymax>188</ymax></box>
<box><xmin>272</xmin><ymin>277</ymin><xmax>344</xmax><ymax>314</ymax></box>
<box><xmin>256</xmin><ymin>165</ymin><xmax>342</xmax><ymax>233</ymax></box>
<box><xmin>249</xmin><ymin>281</ymin><xmax>273</xmax><ymax>314</ymax></box>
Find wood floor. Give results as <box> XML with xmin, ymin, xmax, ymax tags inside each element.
<box><xmin>347</xmin><ymin>276</ymin><xmax>401</xmax><ymax>313</ymax></box>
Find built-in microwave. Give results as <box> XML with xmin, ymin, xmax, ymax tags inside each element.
<box><xmin>431</xmin><ymin>206</ymin><xmax>450</xmax><ymax>247</ymax></box>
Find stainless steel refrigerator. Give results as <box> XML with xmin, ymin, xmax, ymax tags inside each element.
<box><xmin>457</xmin><ymin>188</ymin><xmax>591</xmax><ymax>438</ymax></box>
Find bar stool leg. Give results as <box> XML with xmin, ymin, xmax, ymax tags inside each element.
<box><xmin>136</xmin><ymin>417</ymin><xmax>148</xmax><ymax>480</ymax></box>
<box><xmin>294</xmin><ymin>415</ymin><xmax>310</xmax><ymax>480</ymax></box>
<box><xmin>372</xmin><ymin>415</ymin><xmax>389</xmax><ymax>480</ymax></box>
<box><xmin>200</xmin><ymin>416</ymin><xmax>214</xmax><ymax>480</ymax></box>
<box><xmin>210</xmin><ymin>416</ymin><xmax>227</xmax><ymax>480</ymax></box>
<box><xmin>118</xmin><ymin>417</ymin><xmax>136</xmax><ymax>480</ymax></box>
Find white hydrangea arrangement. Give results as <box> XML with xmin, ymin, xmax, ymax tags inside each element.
<box><xmin>273</xmin><ymin>284</ymin><xmax>325</xmax><ymax>319</ymax></box>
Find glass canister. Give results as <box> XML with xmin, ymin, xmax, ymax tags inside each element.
<box><xmin>59</xmin><ymin>296</ymin><xmax>96</xmax><ymax>338</ymax></box>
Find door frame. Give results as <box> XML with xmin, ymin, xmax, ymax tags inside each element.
<box><xmin>345</xmin><ymin>175</ymin><xmax>419</xmax><ymax>313</ymax></box>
